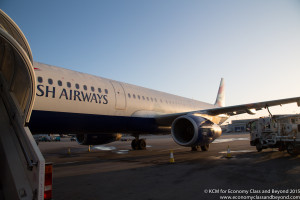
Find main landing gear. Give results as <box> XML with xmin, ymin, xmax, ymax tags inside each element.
<box><xmin>191</xmin><ymin>144</ymin><xmax>210</xmax><ymax>151</ymax></box>
<box><xmin>131</xmin><ymin>136</ymin><xmax>146</xmax><ymax>150</ymax></box>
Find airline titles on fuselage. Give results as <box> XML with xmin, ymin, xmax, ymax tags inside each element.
<box><xmin>36</xmin><ymin>84</ymin><xmax>109</xmax><ymax>104</ymax></box>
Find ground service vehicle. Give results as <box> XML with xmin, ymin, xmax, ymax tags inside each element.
<box><xmin>249</xmin><ymin>114</ymin><xmax>300</xmax><ymax>156</ymax></box>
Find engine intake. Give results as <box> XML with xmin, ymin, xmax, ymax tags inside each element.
<box><xmin>171</xmin><ymin>114</ymin><xmax>222</xmax><ymax>147</ymax></box>
<box><xmin>76</xmin><ymin>133</ymin><xmax>121</xmax><ymax>145</ymax></box>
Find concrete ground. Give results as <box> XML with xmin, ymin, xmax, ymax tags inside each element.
<box><xmin>38</xmin><ymin>133</ymin><xmax>300</xmax><ymax>200</ymax></box>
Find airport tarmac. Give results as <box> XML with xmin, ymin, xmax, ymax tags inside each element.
<box><xmin>39</xmin><ymin>133</ymin><xmax>300</xmax><ymax>200</ymax></box>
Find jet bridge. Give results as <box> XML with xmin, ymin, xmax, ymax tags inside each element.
<box><xmin>0</xmin><ymin>10</ymin><xmax>45</xmax><ymax>200</ymax></box>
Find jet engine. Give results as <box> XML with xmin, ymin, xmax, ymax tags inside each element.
<box><xmin>246</xmin><ymin>108</ymin><xmax>256</xmax><ymax>115</ymax></box>
<box><xmin>76</xmin><ymin>133</ymin><xmax>122</xmax><ymax>145</ymax></box>
<box><xmin>171</xmin><ymin>114</ymin><xmax>222</xmax><ymax>147</ymax></box>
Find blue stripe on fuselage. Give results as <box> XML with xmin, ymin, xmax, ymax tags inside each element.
<box><xmin>28</xmin><ymin>110</ymin><xmax>162</xmax><ymax>135</ymax></box>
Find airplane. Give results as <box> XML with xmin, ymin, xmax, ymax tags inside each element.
<box><xmin>29</xmin><ymin>61</ymin><xmax>300</xmax><ymax>151</ymax></box>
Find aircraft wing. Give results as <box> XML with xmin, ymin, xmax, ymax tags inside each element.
<box><xmin>155</xmin><ymin>96</ymin><xmax>300</xmax><ymax>126</ymax></box>
<box><xmin>202</xmin><ymin>96</ymin><xmax>300</xmax><ymax>116</ymax></box>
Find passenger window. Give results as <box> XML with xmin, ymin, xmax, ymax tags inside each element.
<box><xmin>142</xmin><ymin>96</ymin><xmax>145</xmax><ymax>100</ymax></box>
<box><xmin>133</xmin><ymin>94</ymin><xmax>136</xmax><ymax>99</ymax></box>
<box><xmin>105</xmin><ymin>89</ymin><xmax>108</xmax><ymax>94</ymax></box>
<box><xmin>91</xmin><ymin>86</ymin><xmax>95</xmax><ymax>92</ymax></box>
<box><xmin>128</xmin><ymin>93</ymin><xmax>131</xmax><ymax>98</ymax></box>
<box><xmin>67</xmin><ymin>82</ymin><xmax>71</xmax><ymax>88</ymax></box>
<box><xmin>75</xmin><ymin>84</ymin><xmax>80</xmax><ymax>89</ymax></box>
<box><xmin>48</xmin><ymin>79</ymin><xmax>53</xmax><ymax>85</ymax></box>
<box><xmin>58</xmin><ymin>80</ymin><xmax>62</xmax><ymax>86</ymax></box>
<box><xmin>98</xmin><ymin>88</ymin><xmax>102</xmax><ymax>93</ymax></box>
<box><xmin>83</xmin><ymin>85</ymin><xmax>87</xmax><ymax>90</ymax></box>
<box><xmin>138</xmin><ymin>95</ymin><xmax>140</xmax><ymax>100</ymax></box>
<box><xmin>37</xmin><ymin>77</ymin><xmax>43</xmax><ymax>83</ymax></box>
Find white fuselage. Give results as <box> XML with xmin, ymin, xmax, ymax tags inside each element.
<box><xmin>29</xmin><ymin>62</ymin><xmax>217</xmax><ymax>134</ymax></box>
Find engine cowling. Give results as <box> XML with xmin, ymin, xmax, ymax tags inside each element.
<box><xmin>246</xmin><ymin>108</ymin><xmax>256</xmax><ymax>115</ymax></box>
<box><xmin>76</xmin><ymin>133</ymin><xmax>122</xmax><ymax>145</ymax></box>
<box><xmin>171</xmin><ymin>114</ymin><xmax>222</xmax><ymax>147</ymax></box>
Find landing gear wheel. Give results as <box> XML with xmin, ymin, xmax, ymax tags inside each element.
<box><xmin>191</xmin><ymin>146</ymin><xmax>199</xmax><ymax>151</ymax></box>
<box><xmin>287</xmin><ymin>143</ymin><xmax>297</xmax><ymax>156</ymax></box>
<box><xmin>138</xmin><ymin>139</ymin><xmax>146</xmax><ymax>150</ymax></box>
<box><xmin>131</xmin><ymin>139</ymin><xmax>138</xmax><ymax>150</ymax></box>
<box><xmin>201</xmin><ymin>144</ymin><xmax>209</xmax><ymax>151</ymax></box>
<box><xmin>131</xmin><ymin>138</ymin><xmax>147</xmax><ymax>150</ymax></box>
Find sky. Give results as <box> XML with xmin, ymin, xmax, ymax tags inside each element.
<box><xmin>2</xmin><ymin>0</ymin><xmax>300</xmax><ymax>118</ymax></box>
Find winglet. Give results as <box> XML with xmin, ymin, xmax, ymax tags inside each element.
<box><xmin>215</xmin><ymin>78</ymin><xmax>225</xmax><ymax>107</ymax></box>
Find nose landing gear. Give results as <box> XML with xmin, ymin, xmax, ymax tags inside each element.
<box><xmin>131</xmin><ymin>136</ymin><xmax>146</xmax><ymax>150</ymax></box>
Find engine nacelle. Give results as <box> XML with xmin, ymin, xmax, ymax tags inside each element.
<box><xmin>171</xmin><ymin>114</ymin><xmax>222</xmax><ymax>147</ymax></box>
<box><xmin>246</xmin><ymin>108</ymin><xmax>256</xmax><ymax>115</ymax></box>
<box><xmin>76</xmin><ymin>133</ymin><xmax>122</xmax><ymax>145</ymax></box>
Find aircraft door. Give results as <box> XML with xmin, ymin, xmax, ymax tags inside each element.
<box><xmin>110</xmin><ymin>81</ymin><xmax>126</xmax><ymax>110</ymax></box>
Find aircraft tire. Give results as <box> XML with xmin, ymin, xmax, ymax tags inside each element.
<box><xmin>138</xmin><ymin>139</ymin><xmax>146</xmax><ymax>150</ymax></box>
<box><xmin>131</xmin><ymin>139</ymin><xmax>138</xmax><ymax>150</ymax></box>
<box><xmin>201</xmin><ymin>144</ymin><xmax>209</xmax><ymax>151</ymax></box>
<box><xmin>191</xmin><ymin>146</ymin><xmax>199</xmax><ymax>151</ymax></box>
